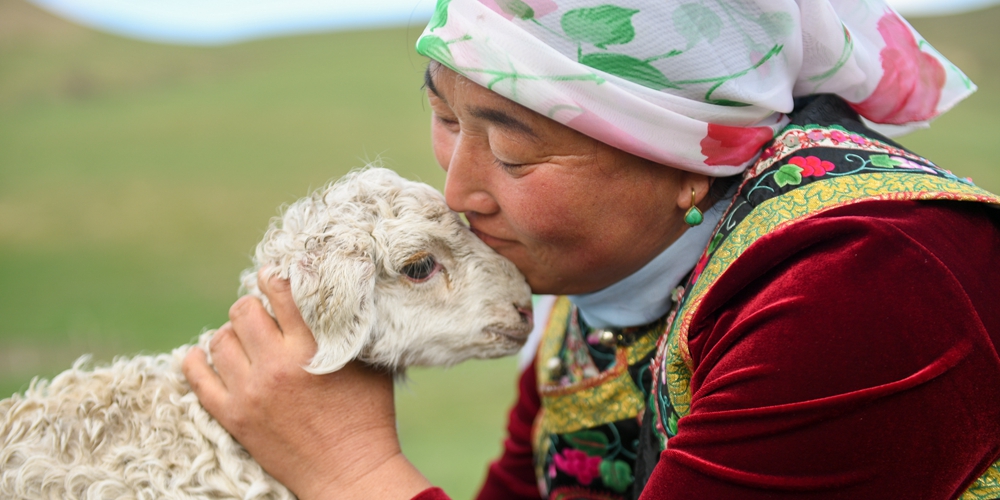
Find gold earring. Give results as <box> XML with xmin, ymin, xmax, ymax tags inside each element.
<box><xmin>684</xmin><ymin>187</ymin><xmax>703</xmax><ymax>227</ymax></box>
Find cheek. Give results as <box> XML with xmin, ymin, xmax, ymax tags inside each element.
<box><xmin>504</xmin><ymin>172</ymin><xmax>673</xmax><ymax>260</ymax></box>
<box><xmin>430</xmin><ymin>119</ymin><xmax>455</xmax><ymax>171</ymax></box>
<box><xmin>501</xmin><ymin>177</ymin><xmax>588</xmax><ymax>247</ymax></box>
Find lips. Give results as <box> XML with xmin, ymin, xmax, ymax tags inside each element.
<box><xmin>470</xmin><ymin>226</ymin><xmax>515</xmax><ymax>248</ymax></box>
<box><xmin>465</xmin><ymin>212</ymin><xmax>517</xmax><ymax>245</ymax></box>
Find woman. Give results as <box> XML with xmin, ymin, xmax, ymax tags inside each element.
<box><xmin>183</xmin><ymin>0</ymin><xmax>1000</xmax><ymax>498</ymax></box>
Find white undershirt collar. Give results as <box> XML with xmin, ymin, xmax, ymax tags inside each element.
<box><xmin>567</xmin><ymin>197</ymin><xmax>730</xmax><ymax>329</ymax></box>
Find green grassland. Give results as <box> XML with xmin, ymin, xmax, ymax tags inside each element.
<box><xmin>1</xmin><ymin>0</ymin><xmax>999</xmax><ymax>496</ymax></box>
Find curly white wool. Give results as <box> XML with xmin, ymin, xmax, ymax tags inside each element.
<box><xmin>0</xmin><ymin>167</ymin><xmax>533</xmax><ymax>499</ymax></box>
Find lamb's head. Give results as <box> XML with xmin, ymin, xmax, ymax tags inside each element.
<box><xmin>240</xmin><ymin>167</ymin><xmax>533</xmax><ymax>374</ymax></box>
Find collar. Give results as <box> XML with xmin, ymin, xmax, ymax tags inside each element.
<box><xmin>567</xmin><ymin>196</ymin><xmax>730</xmax><ymax>329</ymax></box>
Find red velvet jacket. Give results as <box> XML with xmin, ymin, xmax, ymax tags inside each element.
<box><xmin>415</xmin><ymin>198</ymin><xmax>1000</xmax><ymax>500</ymax></box>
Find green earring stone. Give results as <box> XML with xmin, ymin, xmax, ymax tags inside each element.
<box><xmin>684</xmin><ymin>206</ymin><xmax>704</xmax><ymax>226</ymax></box>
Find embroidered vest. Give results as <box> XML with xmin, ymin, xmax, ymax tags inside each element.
<box><xmin>533</xmin><ymin>118</ymin><xmax>1000</xmax><ymax>499</ymax></box>
<box><xmin>533</xmin><ymin>299</ymin><xmax>666</xmax><ymax>499</ymax></box>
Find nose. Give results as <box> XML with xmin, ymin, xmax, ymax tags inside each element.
<box><xmin>517</xmin><ymin>305</ymin><xmax>534</xmax><ymax>330</ymax></box>
<box><xmin>443</xmin><ymin>135</ymin><xmax>501</xmax><ymax>216</ymax></box>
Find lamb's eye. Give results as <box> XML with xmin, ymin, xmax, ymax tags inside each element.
<box><xmin>401</xmin><ymin>254</ymin><xmax>439</xmax><ymax>282</ymax></box>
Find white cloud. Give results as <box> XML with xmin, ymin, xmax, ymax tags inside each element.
<box><xmin>29</xmin><ymin>0</ymin><xmax>437</xmax><ymax>44</ymax></box>
<box><xmin>28</xmin><ymin>0</ymin><xmax>1000</xmax><ymax>46</ymax></box>
<box><xmin>887</xmin><ymin>0</ymin><xmax>1000</xmax><ymax>16</ymax></box>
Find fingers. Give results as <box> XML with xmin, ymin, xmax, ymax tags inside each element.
<box><xmin>210</xmin><ymin>322</ymin><xmax>251</xmax><ymax>380</ymax></box>
<box><xmin>182</xmin><ymin>346</ymin><xmax>228</xmax><ymax>416</ymax></box>
<box><xmin>258</xmin><ymin>269</ymin><xmax>312</xmax><ymax>343</ymax></box>
<box><xmin>228</xmin><ymin>295</ymin><xmax>281</xmax><ymax>362</ymax></box>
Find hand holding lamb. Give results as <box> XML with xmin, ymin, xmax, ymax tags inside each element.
<box><xmin>0</xmin><ymin>167</ymin><xmax>533</xmax><ymax>499</ymax></box>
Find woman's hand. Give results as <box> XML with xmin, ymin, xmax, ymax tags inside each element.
<box><xmin>182</xmin><ymin>270</ymin><xmax>431</xmax><ymax>500</ymax></box>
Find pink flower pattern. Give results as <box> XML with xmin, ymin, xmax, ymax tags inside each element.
<box><xmin>828</xmin><ymin>130</ymin><xmax>848</xmax><ymax>144</ymax></box>
<box><xmin>553</xmin><ymin>449</ymin><xmax>602</xmax><ymax>485</ymax></box>
<box><xmin>700</xmin><ymin>123</ymin><xmax>775</xmax><ymax>167</ymax></box>
<box><xmin>851</xmin><ymin>12</ymin><xmax>946</xmax><ymax>124</ymax></box>
<box><xmin>789</xmin><ymin>156</ymin><xmax>835</xmax><ymax>177</ymax></box>
<box><xmin>893</xmin><ymin>156</ymin><xmax>937</xmax><ymax>174</ymax></box>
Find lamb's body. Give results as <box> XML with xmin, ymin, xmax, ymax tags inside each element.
<box><xmin>0</xmin><ymin>168</ymin><xmax>533</xmax><ymax>499</ymax></box>
<box><xmin>1</xmin><ymin>342</ymin><xmax>287</xmax><ymax>499</ymax></box>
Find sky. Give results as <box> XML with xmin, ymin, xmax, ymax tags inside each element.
<box><xmin>27</xmin><ymin>0</ymin><xmax>1000</xmax><ymax>46</ymax></box>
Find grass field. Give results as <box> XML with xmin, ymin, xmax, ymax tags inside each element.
<box><xmin>2</xmin><ymin>1</ymin><xmax>999</xmax><ymax>497</ymax></box>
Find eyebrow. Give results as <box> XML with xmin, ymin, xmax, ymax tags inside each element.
<box><xmin>423</xmin><ymin>64</ymin><xmax>541</xmax><ymax>141</ymax></box>
<box><xmin>469</xmin><ymin>107</ymin><xmax>540</xmax><ymax>141</ymax></box>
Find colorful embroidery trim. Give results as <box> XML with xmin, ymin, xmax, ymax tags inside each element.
<box><xmin>649</xmin><ymin>125</ymin><xmax>1000</xmax><ymax>466</ymax></box>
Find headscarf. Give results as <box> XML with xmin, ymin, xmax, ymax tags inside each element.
<box><xmin>415</xmin><ymin>0</ymin><xmax>975</xmax><ymax>176</ymax></box>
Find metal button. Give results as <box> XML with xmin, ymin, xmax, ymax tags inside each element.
<box><xmin>597</xmin><ymin>329</ymin><xmax>617</xmax><ymax>348</ymax></box>
<box><xmin>546</xmin><ymin>357</ymin><xmax>563</xmax><ymax>377</ymax></box>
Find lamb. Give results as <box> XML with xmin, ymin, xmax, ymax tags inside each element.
<box><xmin>0</xmin><ymin>167</ymin><xmax>533</xmax><ymax>500</ymax></box>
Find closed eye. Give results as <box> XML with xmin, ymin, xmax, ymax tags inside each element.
<box><xmin>400</xmin><ymin>252</ymin><xmax>441</xmax><ymax>282</ymax></box>
<box><xmin>493</xmin><ymin>157</ymin><xmax>525</xmax><ymax>171</ymax></box>
<box><xmin>434</xmin><ymin>114</ymin><xmax>460</xmax><ymax>132</ymax></box>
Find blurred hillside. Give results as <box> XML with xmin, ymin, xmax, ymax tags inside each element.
<box><xmin>2</xmin><ymin>0</ymin><xmax>999</xmax><ymax>496</ymax></box>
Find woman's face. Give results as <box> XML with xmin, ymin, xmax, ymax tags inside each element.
<box><xmin>426</xmin><ymin>65</ymin><xmax>697</xmax><ymax>295</ymax></box>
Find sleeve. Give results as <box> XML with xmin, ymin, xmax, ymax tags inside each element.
<box><xmin>475</xmin><ymin>358</ymin><xmax>544</xmax><ymax>500</ymax></box>
<box><xmin>412</xmin><ymin>487</ymin><xmax>451</xmax><ymax>500</ymax></box>
<box><xmin>640</xmin><ymin>203</ymin><xmax>1000</xmax><ymax>500</ymax></box>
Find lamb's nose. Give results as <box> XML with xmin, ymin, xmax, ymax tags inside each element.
<box><xmin>517</xmin><ymin>306</ymin><xmax>534</xmax><ymax>329</ymax></box>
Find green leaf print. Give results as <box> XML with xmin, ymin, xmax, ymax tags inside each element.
<box><xmin>580</xmin><ymin>53</ymin><xmax>677</xmax><ymax>90</ymax></box>
<box><xmin>599</xmin><ymin>459</ymin><xmax>635</xmax><ymax>493</ymax></box>
<box><xmin>775</xmin><ymin>164</ymin><xmax>803</xmax><ymax>187</ymax></box>
<box><xmin>427</xmin><ymin>0</ymin><xmax>451</xmax><ymax>31</ymax></box>
<box><xmin>672</xmin><ymin>4</ymin><xmax>722</xmax><ymax>49</ymax></box>
<box><xmin>869</xmin><ymin>154</ymin><xmax>902</xmax><ymax>168</ymax></box>
<box><xmin>756</xmin><ymin>11</ymin><xmax>794</xmax><ymax>38</ymax></box>
<box><xmin>563</xmin><ymin>430</ymin><xmax>609</xmax><ymax>456</ymax></box>
<box><xmin>666</xmin><ymin>411</ymin><xmax>679</xmax><ymax>436</ymax></box>
<box><xmin>709</xmin><ymin>99</ymin><xmax>752</xmax><ymax>107</ymax></box>
<box><xmin>708</xmin><ymin>232</ymin><xmax>724</xmax><ymax>254</ymax></box>
<box><xmin>561</xmin><ymin>5</ymin><xmax>640</xmax><ymax>49</ymax></box>
<box><xmin>496</xmin><ymin>0</ymin><xmax>534</xmax><ymax>20</ymax></box>
<box><xmin>416</xmin><ymin>36</ymin><xmax>456</xmax><ymax>69</ymax></box>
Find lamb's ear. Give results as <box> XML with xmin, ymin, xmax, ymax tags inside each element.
<box><xmin>298</xmin><ymin>231</ymin><xmax>377</xmax><ymax>375</ymax></box>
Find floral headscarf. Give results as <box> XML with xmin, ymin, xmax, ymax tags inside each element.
<box><xmin>416</xmin><ymin>0</ymin><xmax>975</xmax><ymax>176</ymax></box>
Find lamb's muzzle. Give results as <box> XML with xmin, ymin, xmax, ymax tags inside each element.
<box><xmin>0</xmin><ymin>167</ymin><xmax>533</xmax><ymax>500</ymax></box>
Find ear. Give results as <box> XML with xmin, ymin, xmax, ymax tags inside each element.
<box><xmin>675</xmin><ymin>173</ymin><xmax>713</xmax><ymax>212</ymax></box>
<box><xmin>295</xmin><ymin>229</ymin><xmax>377</xmax><ymax>374</ymax></box>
